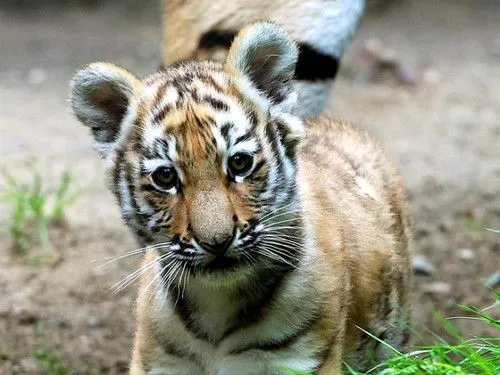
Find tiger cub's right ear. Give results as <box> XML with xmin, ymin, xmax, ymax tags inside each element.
<box><xmin>70</xmin><ymin>63</ymin><xmax>142</xmax><ymax>155</ymax></box>
<box><xmin>225</xmin><ymin>22</ymin><xmax>298</xmax><ymax>115</ymax></box>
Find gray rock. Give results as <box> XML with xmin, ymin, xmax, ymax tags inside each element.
<box><xmin>422</xmin><ymin>281</ymin><xmax>451</xmax><ymax>295</ymax></box>
<box><xmin>457</xmin><ymin>248</ymin><xmax>475</xmax><ymax>260</ymax></box>
<box><xmin>412</xmin><ymin>255</ymin><xmax>435</xmax><ymax>276</ymax></box>
<box><xmin>87</xmin><ymin>316</ymin><xmax>106</xmax><ymax>329</ymax></box>
<box><xmin>485</xmin><ymin>271</ymin><xmax>500</xmax><ymax>290</ymax></box>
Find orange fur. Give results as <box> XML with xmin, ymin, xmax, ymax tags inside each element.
<box><xmin>71</xmin><ymin>22</ymin><xmax>410</xmax><ymax>375</ymax></box>
<box><xmin>127</xmin><ymin>118</ymin><xmax>411</xmax><ymax>374</ymax></box>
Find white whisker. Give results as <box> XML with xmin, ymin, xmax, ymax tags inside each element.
<box><xmin>259</xmin><ymin>209</ymin><xmax>301</xmax><ymax>224</ymax></box>
<box><xmin>258</xmin><ymin>202</ymin><xmax>298</xmax><ymax>222</ymax></box>
<box><xmin>260</xmin><ymin>235</ymin><xmax>303</xmax><ymax>247</ymax></box>
<box><xmin>140</xmin><ymin>262</ymin><xmax>167</xmax><ymax>303</ymax></box>
<box><xmin>262</xmin><ymin>217</ymin><xmax>302</xmax><ymax>228</ymax></box>
<box><xmin>263</xmin><ymin>225</ymin><xmax>304</xmax><ymax>231</ymax></box>
<box><xmin>260</xmin><ymin>238</ymin><xmax>301</xmax><ymax>253</ymax></box>
<box><xmin>260</xmin><ymin>243</ymin><xmax>301</xmax><ymax>263</ymax></box>
<box><xmin>111</xmin><ymin>252</ymin><xmax>171</xmax><ymax>293</ymax></box>
<box><xmin>261</xmin><ymin>231</ymin><xmax>304</xmax><ymax>241</ymax></box>
<box><xmin>148</xmin><ymin>258</ymin><xmax>179</xmax><ymax>304</ymax></box>
<box><xmin>255</xmin><ymin>246</ymin><xmax>298</xmax><ymax>268</ymax></box>
<box><xmin>94</xmin><ymin>241</ymin><xmax>172</xmax><ymax>268</ymax></box>
<box><xmin>256</xmin><ymin>250</ymin><xmax>297</xmax><ymax>269</ymax></box>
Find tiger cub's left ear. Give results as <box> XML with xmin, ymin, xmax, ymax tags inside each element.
<box><xmin>225</xmin><ymin>22</ymin><xmax>299</xmax><ymax>115</ymax></box>
<box><xmin>70</xmin><ymin>63</ymin><xmax>142</xmax><ymax>155</ymax></box>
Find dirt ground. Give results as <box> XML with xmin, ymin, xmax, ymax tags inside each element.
<box><xmin>0</xmin><ymin>0</ymin><xmax>499</xmax><ymax>373</ymax></box>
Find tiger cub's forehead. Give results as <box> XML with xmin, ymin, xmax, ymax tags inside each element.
<box><xmin>138</xmin><ymin>63</ymin><xmax>260</xmax><ymax>168</ymax></box>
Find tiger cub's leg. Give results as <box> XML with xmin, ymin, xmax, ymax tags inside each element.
<box><xmin>352</xmin><ymin>265</ymin><xmax>411</xmax><ymax>370</ymax></box>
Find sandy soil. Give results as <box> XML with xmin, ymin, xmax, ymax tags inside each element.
<box><xmin>0</xmin><ymin>0</ymin><xmax>499</xmax><ymax>373</ymax></box>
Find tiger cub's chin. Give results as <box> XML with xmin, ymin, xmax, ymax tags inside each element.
<box><xmin>71</xmin><ymin>22</ymin><xmax>411</xmax><ymax>375</ymax></box>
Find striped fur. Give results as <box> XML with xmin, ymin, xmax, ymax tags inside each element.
<box><xmin>71</xmin><ymin>22</ymin><xmax>411</xmax><ymax>375</ymax></box>
<box><xmin>161</xmin><ymin>0</ymin><xmax>365</xmax><ymax>117</ymax></box>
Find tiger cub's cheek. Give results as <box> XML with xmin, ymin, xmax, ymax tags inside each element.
<box><xmin>228</xmin><ymin>184</ymin><xmax>258</xmax><ymax>222</ymax></box>
<box><xmin>169</xmin><ymin>201</ymin><xmax>190</xmax><ymax>235</ymax></box>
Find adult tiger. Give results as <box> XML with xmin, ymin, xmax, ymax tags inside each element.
<box><xmin>161</xmin><ymin>0</ymin><xmax>365</xmax><ymax>117</ymax></box>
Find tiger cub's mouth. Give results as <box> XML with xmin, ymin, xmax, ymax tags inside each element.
<box><xmin>155</xmin><ymin>230</ymin><xmax>259</xmax><ymax>274</ymax></box>
<box><xmin>203</xmin><ymin>254</ymin><xmax>241</xmax><ymax>272</ymax></box>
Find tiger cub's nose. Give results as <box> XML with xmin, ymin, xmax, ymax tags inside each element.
<box><xmin>197</xmin><ymin>232</ymin><xmax>235</xmax><ymax>256</ymax></box>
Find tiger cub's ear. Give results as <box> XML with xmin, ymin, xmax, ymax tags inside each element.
<box><xmin>225</xmin><ymin>22</ymin><xmax>298</xmax><ymax>114</ymax></box>
<box><xmin>70</xmin><ymin>63</ymin><xmax>141</xmax><ymax>155</ymax></box>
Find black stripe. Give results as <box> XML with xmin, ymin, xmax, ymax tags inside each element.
<box><xmin>161</xmin><ymin>341</ymin><xmax>198</xmax><ymax>362</ymax></box>
<box><xmin>124</xmin><ymin>162</ymin><xmax>152</xmax><ymax>243</ymax></box>
<box><xmin>220</xmin><ymin>122</ymin><xmax>233</xmax><ymax>143</ymax></box>
<box><xmin>295</xmin><ymin>43</ymin><xmax>339</xmax><ymax>81</ymax></box>
<box><xmin>222</xmin><ymin>265</ymin><xmax>295</xmax><ymax>339</ymax></box>
<box><xmin>264</xmin><ymin>123</ymin><xmax>284</xmax><ymax>175</ymax></box>
<box><xmin>234</xmin><ymin>132</ymin><xmax>254</xmax><ymax>145</ymax></box>
<box><xmin>112</xmin><ymin>150</ymin><xmax>125</xmax><ymax>208</ymax></box>
<box><xmin>171</xmin><ymin>74</ymin><xmax>195</xmax><ymax>94</ymax></box>
<box><xmin>153</xmin><ymin>104</ymin><xmax>172</xmax><ymax>124</ymax></box>
<box><xmin>198</xmin><ymin>29</ymin><xmax>339</xmax><ymax>81</ymax></box>
<box><xmin>139</xmin><ymin>160</ymin><xmax>150</xmax><ymax>176</ymax></box>
<box><xmin>201</xmin><ymin>75</ymin><xmax>225</xmax><ymax>93</ymax></box>
<box><xmin>168</xmin><ymin>264</ymin><xmax>295</xmax><ymax>344</ymax></box>
<box><xmin>246</xmin><ymin>109</ymin><xmax>259</xmax><ymax>130</ymax></box>
<box><xmin>274</xmin><ymin>120</ymin><xmax>299</xmax><ymax>159</ymax></box>
<box><xmin>154</xmin><ymin>138</ymin><xmax>170</xmax><ymax>159</ymax></box>
<box><xmin>230</xmin><ymin>310</ymin><xmax>320</xmax><ymax>354</ymax></box>
<box><xmin>314</xmin><ymin>325</ymin><xmax>343</xmax><ymax>370</ymax></box>
<box><xmin>152</xmin><ymin>333</ymin><xmax>201</xmax><ymax>366</ymax></box>
<box><xmin>168</xmin><ymin>285</ymin><xmax>212</xmax><ymax>342</ymax></box>
<box><xmin>203</xmin><ymin>96</ymin><xmax>229</xmax><ymax>111</ymax></box>
<box><xmin>139</xmin><ymin>183</ymin><xmax>156</xmax><ymax>192</ymax></box>
<box><xmin>198</xmin><ymin>29</ymin><xmax>236</xmax><ymax>50</ymax></box>
<box><xmin>249</xmin><ymin>159</ymin><xmax>266</xmax><ymax>178</ymax></box>
<box><xmin>152</xmin><ymin>82</ymin><xmax>170</xmax><ymax>124</ymax></box>
<box><xmin>249</xmin><ymin>161</ymin><xmax>270</xmax><ymax>200</ymax></box>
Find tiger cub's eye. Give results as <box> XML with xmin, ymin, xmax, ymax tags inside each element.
<box><xmin>228</xmin><ymin>153</ymin><xmax>254</xmax><ymax>177</ymax></box>
<box><xmin>151</xmin><ymin>167</ymin><xmax>178</xmax><ymax>190</ymax></box>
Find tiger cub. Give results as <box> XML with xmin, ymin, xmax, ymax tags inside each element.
<box><xmin>71</xmin><ymin>22</ymin><xmax>411</xmax><ymax>375</ymax></box>
<box><xmin>162</xmin><ymin>0</ymin><xmax>365</xmax><ymax>117</ymax></box>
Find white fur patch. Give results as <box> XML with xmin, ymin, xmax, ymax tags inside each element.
<box><xmin>211</xmin><ymin>125</ymin><xmax>228</xmax><ymax>155</ymax></box>
<box><xmin>119</xmin><ymin>168</ymin><xmax>133</xmax><ymax>217</ymax></box>
<box><xmin>231</xmin><ymin>74</ymin><xmax>271</xmax><ymax>113</ymax></box>
<box><xmin>157</xmin><ymin>86</ymin><xmax>180</xmax><ymax>113</ymax></box>
<box><xmin>142</xmin><ymin>124</ymin><xmax>166</xmax><ymax>152</ymax></box>
<box><xmin>113</xmin><ymin>96</ymin><xmax>141</xmax><ymax>151</ymax></box>
<box><xmin>356</xmin><ymin>177</ymin><xmax>380</xmax><ymax>201</ymax></box>
<box><xmin>142</xmin><ymin>158</ymin><xmax>170</xmax><ymax>173</ymax></box>
<box><xmin>229</xmin><ymin>139</ymin><xmax>258</xmax><ymax>154</ymax></box>
<box><xmin>165</xmin><ymin>136</ymin><xmax>179</xmax><ymax>164</ymax></box>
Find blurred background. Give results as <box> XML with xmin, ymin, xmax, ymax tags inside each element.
<box><xmin>0</xmin><ymin>0</ymin><xmax>499</xmax><ymax>374</ymax></box>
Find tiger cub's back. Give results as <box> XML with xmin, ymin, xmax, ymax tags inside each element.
<box><xmin>299</xmin><ymin>118</ymin><xmax>412</xmax><ymax>364</ymax></box>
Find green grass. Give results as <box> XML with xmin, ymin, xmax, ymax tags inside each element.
<box><xmin>282</xmin><ymin>293</ymin><xmax>500</xmax><ymax>375</ymax></box>
<box><xmin>33</xmin><ymin>322</ymin><xmax>69</xmax><ymax>375</ymax></box>
<box><xmin>463</xmin><ymin>216</ymin><xmax>486</xmax><ymax>231</ymax></box>
<box><xmin>0</xmin><ymin>168</ymin><xmax>81</xmax><ymax>253</ymax></box>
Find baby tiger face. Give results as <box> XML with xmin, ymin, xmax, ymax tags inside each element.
<box><xmin>128</xmin><ymin>64</ymin><xmax>301</xmax><ymax>275</ymax></box>
<box><xmin>71</xmin><ymin>23</ymin><xmax>305</xmax><ymax>278</ymax></box>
